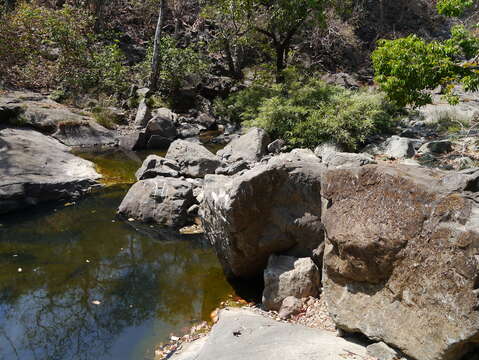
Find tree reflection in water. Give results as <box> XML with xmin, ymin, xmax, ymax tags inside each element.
<box><xmin>0</xmin><ymin>186</ymin><xmax>233</xmax><ymax>360</ymax></box>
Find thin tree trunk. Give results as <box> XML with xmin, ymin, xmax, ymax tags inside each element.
<box><xmin>224</xmin><ymin>39</ymin><xmax>243</xmax><ymax>80</ymax></box>
<box><xmin>275</xmin><ymin>45</ymin><xmax>286</xmax><ymax>83</ymax></box>
<box><xmin>149</xmin><ymin>0</ymin><xmax>166</xmax><ymax>92</ymax></box>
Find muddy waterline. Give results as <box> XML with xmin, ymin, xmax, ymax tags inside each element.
<box><xmin>0</xmin><ymin>150</ymin><xmax>234</xmax><ymax>360</ymax></box>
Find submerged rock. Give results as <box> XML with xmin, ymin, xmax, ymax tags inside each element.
<box><xmin>201</xmin><ymin>151</ymin><xmax>324</xmax><ymax>278</ymax></box>
<box><xmin>118</xmin><ymin>177</ymin><xmax>196</xmax><ymax>228</ymax></box>
<box><xmin>321</xmin><ymin>164</ymin><xmax>479</xmax><ymax>360</ymax></box>
<box><xmin>0</xmin><ymin>128</ymin><xmax>101</xmax><ymax>214</ymax></box>
<box><xmin>262</xmin><ymin>255</ymin><xmax>320</xmax><ymax>311</ymax></box>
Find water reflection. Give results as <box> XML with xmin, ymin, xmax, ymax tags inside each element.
<box><xmin>0</xmin><ymin>186</ymin><xmax>233</xmax><ymax>360</ymax></box>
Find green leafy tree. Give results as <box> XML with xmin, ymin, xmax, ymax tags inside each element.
<box><xmin>372</xmin><ymin>0</ymin><xmax>479</xmax><ymax>107</ymax></box>
<box><xmin>203</xmin><ymin>0</ymin><xmax>328</xmax><ymax>83</ymax></box>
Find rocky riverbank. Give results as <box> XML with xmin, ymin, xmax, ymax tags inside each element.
<box><xmin>117</xmin><ymin>125</ymin><xmax>478</xmax><ymax>360</ymax></box>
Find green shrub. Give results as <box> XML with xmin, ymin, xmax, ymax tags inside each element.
<box><xmin>0</xmin><ymin>3</ymin><xmax>129</xmax><ymax>95</ymax></box>
<box><xmin>215</xmin><ymin>73</ymin><xmax>396</xmax><ymax>151</ymax></box>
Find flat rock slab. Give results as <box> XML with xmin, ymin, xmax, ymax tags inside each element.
<box><xmin>170</xmin><ymin>307</ymin><xmax>368</xmax><ymax>360</ymax></box>
<box><xmin>0</xmin><ymin>128</ymin><xmax>101</xmax><ymax>214</ymax></box>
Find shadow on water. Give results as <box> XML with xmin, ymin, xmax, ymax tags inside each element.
<box><xmin>0</xmin><ymin>150</ymin><xmax>239</xmax><ymax>360</ymax></box>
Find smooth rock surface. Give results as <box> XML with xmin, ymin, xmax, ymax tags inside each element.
<box><xmin>321</xmin><ymin>164</ymin><xmax>479</xmax><ymax>360</ymax></box>
<box><xmin>262</xmin><ymin>255</ymin><xmax>320</xmax><ymax>311</ymax></box>
<box><xmin>201</xmin><ymin>151</ymin><xmax>324</xmax><ymax>278</ymax></box>
<box><xmin>118</xmin><ymin>177</ymin><xmax>196</xmax><ymax>228</ymax></box>
<box><xmin>52</xmin><ymin>120</ymin><xmax>117</xmax><ymax>147</ymax></box>
<box><xmin>166</xmin><ymin>140</ymin><xmax>222</xmax><ymax>178</ymax></box>
<box><xmin>217</xmin><ymin>127</ymin><xmax>270</xmax><ymax>164</ymax></box>
<box><xmin>169</xmin><ymin>307</ymin><xmax>369</xmax><ymax>360</ymax></box>
<box><xmin>367</xmin><ymin>342</ymin><xmax>401</xmax><ymax>360</ymax></box>
<box><xmin>0</xmin><ymin>128</ymin><xmax>101</xmax><ymax>214</ymax></box>
<box><xmin>322</xmin><ymin>151</ymin><xmax>376</xmax><ymax>168</ymax></box>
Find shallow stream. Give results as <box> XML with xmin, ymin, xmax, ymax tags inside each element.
<box><xmin>0</xmin><ymin>150</ymin><xmax>234</xmax><ymax>360</ymax></box>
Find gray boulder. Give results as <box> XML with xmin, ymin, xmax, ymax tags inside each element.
<box><xmin>169</xmin><ymin>307</ymin><xmax>369</xmax><ymax>360</ymax></box>
<box><xmin>166</xmin><ymin>140</ymin><xmax>222</xmax><ymax>178</ymax></box>
<box><xmin>133</xmin><ymin>98</ymin><xmax>152</xmax><ymax>128</ymax></box>
<box><xmin>135</xmin><ymin>155</ymin><xmax>180</xmax><ymax>180</ymax></box>
<box><xmin>383</xmin><ymin>136</ymin><xmax>416</xmax><ymax>159</ymax></box>
<box><xmin>278</xmin><ymin>296</ymin><xmax>303</xmax><ymax>319</ymax></box>
<box><xmin>367</xmin><ymin>342</ymin><xmax>402</xmax><ymax>360</ymax></box>
<box><xmin>217</xmin><ymin>127</ymin><xmax>270</xmax><ymax>164</ymax></box>
<box><xmin>321</xmin><ymin>164</ymin><xmax>479</xmax><ymax>360</ymax></box>
<box><xmin>201</xmin><ymin>151</ymin><xmax>325</xmax><ymax>278</ymax></box>
<box><xmin>322</xmin><ymin>151</ymin><xmax>376</xmax><ymax>168</ymax></box>
<box><xmin>262</xmin><ymin>255</ymin><xmax>320</xmax><ymax>311</ymax></box>
<box><xmin>144</xmin><ymin>113</ymin><xmax>178</xmax><ymax>149</ymax></box>
<box><xmin>314</xmin><ymin>142</ymin><xmax>343</xmax><ymax>159</ymax></box>
<box><xmin>52</xmin><ymin>120</ymin><xmax>117</xmax><ymax>147</ymax></box>
<box><xmin>118</xmin><ymin>130</ymin><xmax>148</xmax><ymax>151</ymax></box>
<box><xmin>0</xmin><ymin>91</ymin><xmax>90</xmax><ymax>133</ymax></box>
<box><xmin>267</xmin><ymin>139</ymin><xmax>286</xmax><ymax>154</ymax></box>
<box><xmin>118</xmin><ymin>177</ymin><xmax>196</xmax><ymax>228</ymax></box>
<box><xmin>419</xmin><ymin>140</ymin><xmax>453</xmax><ymax>154</ymax></box>
<box><xmin>0</xmin><ymin>128</ymin><xmax>101</xmax><ymax>214</ymax></box>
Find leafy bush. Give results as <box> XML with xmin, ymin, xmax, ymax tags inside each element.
<box><xmin>0</xmin><ymin>3</ymin><xmax>128</xmax><ymax>95</ymax></box>
<box><xmin>135</xmin><ymin>36</ymin><xmax>209</xmax><ymax>93</ymax></box>
<box><xmin>215</xmin><ymin>72</ymin><xmax>396</xmax><ymax>150</ymax></box>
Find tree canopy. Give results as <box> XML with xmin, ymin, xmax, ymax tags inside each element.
<box><xmin>373</xmin><ymin>0</ymin><xmax>479</xmax><ymax>107</ymax></box>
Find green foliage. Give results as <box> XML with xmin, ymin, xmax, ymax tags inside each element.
<box><xmin>373</xmin><ymin>0</ymin><xmax>479</xmax><ymax>108</ymax></box>
<box><xmin>0</xmin><ymin>2</ymin><xmax>129</xmax><ymax>95</ymax></box>
<box><xmin>136</xmin><ymin>36</ymin><xmax>209</xmax><ymax>93</ymax></box>
<box><xmin>215</xmin><ymin>71</ymin><xmax>395</xmax><ymax>150</ymax></box>
<box><xmin>437</xmin><ymin>0</ymin><xmax>474</xmax><ymax>17</ymax></box>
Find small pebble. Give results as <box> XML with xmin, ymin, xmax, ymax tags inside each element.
<box><xmin>85</xmin><ymin>259</ymin><xmax>90</xmax><ymax>263</ymax></box>
<box><xmin>128</xmin><ymin>218</ymin><xmax>135</xmax><ymax>222</ymax></box>
<box><xmin>170</xmin><ymin>336</ymin><xmax>180</xmax><ymax>342</ymax></box>
<box><xmin>17</xmin><ymin>268</ymin><xmax>22</xmax><ymax>273</ymax></box>
<box><xmin>92</xmin><ymin>300</ymin><xmax>101</xmax><ymax>305</ymax></box>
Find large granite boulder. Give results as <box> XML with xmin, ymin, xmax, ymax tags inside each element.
<box><xmin>217</xmin><ymin>127</ymin><xmax>270</xmax><ymax>164</ymax></box>
<box><xmin>166</xmin><ymin>140</ymin><xmax>222</xmax><ymax>178</ymax></box>
<box><xmin>135</xmin><ymin>155</ymin><xmax>180</xmax><ymax>180</ymax></box>
<box><xmin>201</xmin><ymin>151</ymin><xmax>324</xmax><ymax>278</ymax></box>
<box><xmin>321</xmin><ymin>164</ymin><xmax>479</xmax><ymax>360</ymax></box>
<box><xmin>52</xmin><ymin>120</ymin><xmax>116</xmax><ymax>147</ymax></box>
<box><xmin>0</xmin><ymin>128</ymin><xmax>101</xmax><ymax>214</ymax></box>
<box><xmin>118</xmin><ymin>177</ymin><xmax>196</xmax><ymax>228</ymax></box>
<box><xmin>262</xmin><ymin>255</ymin><xmax>320</xmax><ymax>311</ymax></box>
<box><xmin>0</xmin><ymin>91</ymin><xmax>90</xmax><ymax>133</ymax></box>
<box><xmin>169</xmin><ymin>307</ymin><xmax>369</xmax><ymax>360</ymax></box>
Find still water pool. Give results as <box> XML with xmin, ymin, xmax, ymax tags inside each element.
<box><xmin>0</xmin><ymin>151</ymin><xmax>234</xmax><ymax>360</ymax></box>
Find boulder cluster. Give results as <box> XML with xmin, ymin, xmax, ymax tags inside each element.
<box><xmin>120</xmin><ymin>127</ymin><xmax>479</xmax><ymax>360</ymax></box>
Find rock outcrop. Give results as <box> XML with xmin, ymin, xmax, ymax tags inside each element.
<box><xmin>0</xmin><ymin>128</ymin><xmax>101</xmax><ymax>214</ymax></box>
<box><xmin>165</xmin><ymin>140</ymin><xmax>222</xmax><ymax>178</ymax></box>
<box><xmin>217</xmin><ymin>127</ymin><xmax>270</xmax><ymax>164</ymax></box>
<box><xmin>118</xmin><ymin>177</ymin><xmax>196</xmax><ymax>228</ymax></box>
<box><xmin>262</xmin><ymin>255</ymin><xmax>320</xmax><ymax>311</ymax></box>
<box><xmin>201</xmin><ymin>151</ymin><xmax>324</xmax><ymax>278</ymax></box>
<box><xmin>321</xmin><ymin>164</ymin><xmax>479</xmax><ymax>360</ymax></box>
<box><xmin>169</xmin><ymin>307</ymin><xmax>369</xmax><ymax>360</ymax></box>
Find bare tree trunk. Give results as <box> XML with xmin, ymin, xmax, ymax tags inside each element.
<box><xmin>149</xmin><ymin>0</ymin><xmax>166</xmax><ymax>92</ymax></box>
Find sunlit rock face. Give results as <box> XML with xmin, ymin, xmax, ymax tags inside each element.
<box><xmin>321</xmin><ymin>164</ymin><xmax>479</xmax><ymax>360</ymax></box>
<box><xmin>201</xmin><ymin>151</ymin><xmax>325</xmax><ymax>279</ymax></box>
<box><xmin>0</xmin><ymin>128</ymin><xmax>101</xmax><ymax>214</ymax></box>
